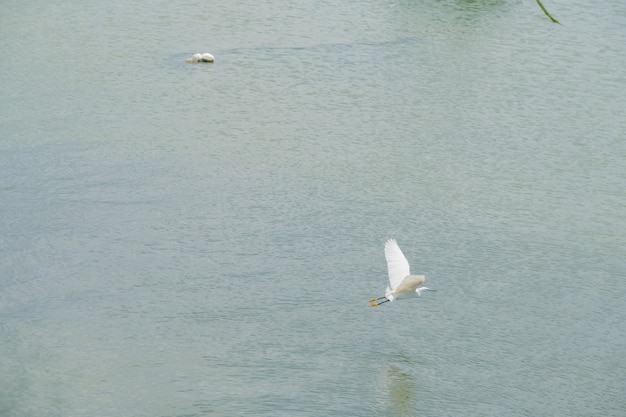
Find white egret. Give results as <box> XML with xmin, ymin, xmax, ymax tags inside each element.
<box><xmin>369</xmin><ymin>239</ymin><xmax>435</xmax><ymax>307</ymax></box>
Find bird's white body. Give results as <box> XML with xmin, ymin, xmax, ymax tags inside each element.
<box><xmin>385</xmin><ymin>274</ymin><xmax>426</xmax><ymax>302</ymax></box>
<box><xmin>370</xmin><ymin>239</ymin><xmax>434</xmax><ymax>306</ymax></box>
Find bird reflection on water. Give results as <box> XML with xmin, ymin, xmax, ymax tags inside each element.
<box><xmin>383</xmin><ymin>357</ymin><xmax>417</xmax><ymax>417</ymax></box>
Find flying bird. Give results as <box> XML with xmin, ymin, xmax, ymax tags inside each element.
<box><xmin>369</xmin><ymin>239</ymin><xmax>435</xmax><ymax>307</ymax></box>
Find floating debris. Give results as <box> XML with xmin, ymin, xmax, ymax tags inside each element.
<box><xmin>186</xmin><ymin>52</ymin><xmax>214</xmax><ymax>63</ymax></box>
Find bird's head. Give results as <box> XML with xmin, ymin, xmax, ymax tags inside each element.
<box><xmin>416</xmin><ymin>287</ymin><xmax>436</xmax><ymax>296</ymax></box>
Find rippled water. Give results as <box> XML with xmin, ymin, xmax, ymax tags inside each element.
<box><xmin>1</xmin><ymin>1</ymin><xmax>625</xmax><ymax>416</ymax></box>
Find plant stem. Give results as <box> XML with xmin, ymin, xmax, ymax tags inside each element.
<box><xmin>536</xmin><ymin>0</ymin><xmax>561</xmax><ymax>24</ymax></box>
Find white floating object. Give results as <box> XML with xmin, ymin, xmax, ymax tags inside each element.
<box><xmin>200</xmin><ymin>52</ymin><xmax>214</xmax><ymax>63</ymax></box>
<box><xmin>186</xmin><ymin>52</ymin><xmax>214</xmax><ymax>63</ymax></box>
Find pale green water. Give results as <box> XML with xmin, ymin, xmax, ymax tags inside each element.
<box><xmin>1</xmin><ymin>1</ymin><xmax>625</xmax><ymax>416</ymax></box>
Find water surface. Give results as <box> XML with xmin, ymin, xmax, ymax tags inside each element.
<box><xmin>1</xmin><ymin>1</ymin><xmax>625</xmax><ymax>416</ymax></box>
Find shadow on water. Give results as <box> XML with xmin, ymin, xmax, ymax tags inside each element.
<box><xmin>393</xmin><ymin>0</ymin><xmax>511</xmax><ymax>26</ymax></box>
<box><xmin>395</xmin><ymin>0</ymin><xmax>559</xmax><ymax>24</ymax></box>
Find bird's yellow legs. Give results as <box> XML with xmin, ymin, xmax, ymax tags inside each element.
<box><xmin>368</xmin><ymin>296</ymin><xmax>389</xmax><ymax>307</ymax></box>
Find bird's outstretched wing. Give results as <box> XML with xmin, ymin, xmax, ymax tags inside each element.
<box><xmin>385</xmin><ymin>239</ymin><xmax>410</xmax><ymax>291</ymax></box>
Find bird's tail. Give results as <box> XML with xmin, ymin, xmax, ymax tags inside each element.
<box><xmin>384</xmin><ymin>287</ymin><xmax>395</xmax><ymax>302</ymax></box>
